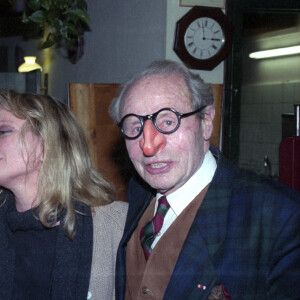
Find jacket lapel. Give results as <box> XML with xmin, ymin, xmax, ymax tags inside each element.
<box><xmin>122</xmin><ymin>177</ymin><xmax>155</xmax><ymax>244</ymax></box>
<box><xmin>116</xmin><ymin>177</ymin><xmax>154</xmax><ymax>300</ymax></box>
<box><xmin>164</xmin><ymin>147</ymin><xmax>235</xmax><ymax>299</ymax></box>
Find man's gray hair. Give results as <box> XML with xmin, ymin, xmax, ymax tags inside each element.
<box><xmin>109</xmin><ymin>60</ymin><xmax>214</xmax><ymax>123</ymax></box>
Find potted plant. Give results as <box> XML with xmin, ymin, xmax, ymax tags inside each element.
<box><xmin>8</xmin><ymin>0</ymin><xmax>90</xmax><ymax>62</ymax></box>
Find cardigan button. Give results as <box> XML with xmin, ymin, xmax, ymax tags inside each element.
<box><xmin>142</xmin><ymin>286</ymin><xmax>150</xmax><ymax>295</ymax></box>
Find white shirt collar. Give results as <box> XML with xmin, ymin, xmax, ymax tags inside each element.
<box><xmin>156</xmin><ymin>150</ymin><xmax>217</xmax><ymax>216</ymax></box>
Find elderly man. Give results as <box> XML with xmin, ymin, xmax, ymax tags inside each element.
<box><xmin>109</xmin><ymin>60</ymin><xmax>300</xmax><ymax>300</ymax></box>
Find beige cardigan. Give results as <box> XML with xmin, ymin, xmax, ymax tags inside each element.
<box><xmin>88</xmin><ymin>201</ymin><xmax>128</xmax><ymax>300</ymax></box>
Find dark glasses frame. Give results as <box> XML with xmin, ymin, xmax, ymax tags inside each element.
<box><xmin>118</xmin><ymin>105</ymin><xmax>206</xmax><ymax>139</ymax></box>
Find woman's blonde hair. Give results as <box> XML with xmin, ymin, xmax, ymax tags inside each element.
<box><xmin>0</xmin><ymin>89</ymin><xmax>114</xmax><ymax>239</ymax></box>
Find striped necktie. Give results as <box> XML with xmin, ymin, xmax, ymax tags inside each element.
<box><xmin>140</xmin><ymin>196</ymin><xmax>170</xmax><ymax>260</ymax></box>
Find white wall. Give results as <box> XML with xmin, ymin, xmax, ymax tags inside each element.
<box><xmin>0</xmin><ymin>0</ymin><xmax>225</xmax><ymax>104</ymax></box>
<box><xmin>165</xmin><ymin>0</ymin><xmax>225</xmax><ymax>84</ymax></box>
<box><xmin>0</xmin><ymin>0</ymin><xmax>167</xmax><ymax>103</ymax></box>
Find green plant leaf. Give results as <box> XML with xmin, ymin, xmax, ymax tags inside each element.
<box><xmin>21</xmin><ymin>11</ymin><xmax>29</xmax><ymax>24</ymax></box>
<box><xmin>49</xmin><ymin>18</ymin><xmax>63</xmax><ymax>30</ymax></box>
<box><xmin>41</xmin><ymin>39</ymin><xmax>55</xmax><ymax>49</ymax></box>
<box><xmin>41</xmin><ymin>34</ymin><xmax>55</xmax><ymax>49</ymax></box>
<box><xmin>66</xmin><ymin>10</ymin><xmax>79</xmax><ymax>23</ymax></box>
<box><xmin>75</xmin><ymin>9</ymin><xmax>90</xmax><ymax>23</ymax></box>
<box><xmin>29</xmin><ymin>10</ymin><xmax>46</xmax><ymax>23</ymax></box>
<box><xmin>27</xmin><ymin>0</ymin><xmax>41</xmax><ymax>11</ymax></box>
<box><xmin>36</xmin><ymin>23</ymin><xmax>44</xmax><ymax>37</ymax></box>
<box><xmin>40</xmin><ymin>0</ymin><xmax>51</xmax><ymax>11</ymax></box>
<box><xmin>78</xmin><ymin>0</ymin><xmax>88</xmax><ymax>10</ymax></box>
<box><xmin>66</xmin><ymin>23</ymin><xmax>79</xmax><ymax>36</ymax></box>
<box><xmin>66</xmin><ymin>9</ymin><xmax>90</xmax><ymax>23</ymax></box>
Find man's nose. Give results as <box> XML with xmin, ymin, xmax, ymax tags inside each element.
<box><xmin>139</xmin><ymin>120</ymin><xmax>166</xmax><ymax>157</ymax></box>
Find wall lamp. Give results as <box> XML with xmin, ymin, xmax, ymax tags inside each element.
<box><xmin>18</xmin><ymin>56</ymin><xmax>48</xmax><ymax>94</ymax></box>
<box><xmin>249</xmin><ymin>45</ymin><xmax>300</xmax><ymax>59</ymax></box>
<box><xmin>18</xmin><ymin>56</ymin><xmax>42</xmax><ymax>72</ymax></box>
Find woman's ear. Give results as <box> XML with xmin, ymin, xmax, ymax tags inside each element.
<box><xmin>201</xmin><ymin>105</ymin><xmax>215</xmax><ymax>141</ymax></box>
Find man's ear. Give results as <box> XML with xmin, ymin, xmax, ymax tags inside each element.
<box><xmin>201</xmin><ymin>105</ymin><xmax>215</xmax><ymax>141</ymax></box>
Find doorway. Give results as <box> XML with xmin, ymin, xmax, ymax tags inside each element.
<box><xmin>223</xmin><ymin>0</ymin><xmax>300</xmax><ymax>178</ymax></box>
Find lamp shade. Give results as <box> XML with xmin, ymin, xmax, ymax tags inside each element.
<box><xmin>18</xmin><ymin>56</ymin><xmax>42</xmax><ymax>72</ymax></box>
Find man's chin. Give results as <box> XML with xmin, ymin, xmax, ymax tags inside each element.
<box><xmin>149</xmin><ymin>181</ymin><xmax>176</xmax><ymax>195</ymax></box>
<box><xmin>138</xmin><ymin>172</ymin><xmax>177</xmax><ymax>193</ymax></box>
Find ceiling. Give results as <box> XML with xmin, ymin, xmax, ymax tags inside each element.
<box><xmin>0</xmin><ymin>1</ymin><xmax>39</xmax><ymax>38</ymax></box>
<box><xmin>243</xmin><ymin>12</ymin><xmax>299</xmax><ymax>37</ymax></box>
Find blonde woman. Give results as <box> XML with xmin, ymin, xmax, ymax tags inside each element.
<box><xmin>0</xmin><ymin>89</ymin><xmax>127</xmax><ymax>300</ymax></box>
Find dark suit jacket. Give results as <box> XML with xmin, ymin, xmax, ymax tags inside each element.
<box><xmin>116</xmin><ymin>146</ymin><xmax>300</xmax><ymax>299</ymax></box>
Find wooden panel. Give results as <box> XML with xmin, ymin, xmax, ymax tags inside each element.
<box><xmin>69</xmin><ymin>83</ymin><xmax>131</xmax><ymax>202</ymax></box>
<box><xmin>69</xmin><ymin>84</ymin><xmax>97</xmax><ymax>164</ymax></box>
<box><xmin>69</xmin><ymin>83</ymin><xmax>223</xmax><ymax>202</ymax></box>
<box><xmin>180</xmin><ymin>0</ymin><xmax>225</xmax><ymax>8</ymax></box>
<box><xmin>211</xmin><ymin>84</ymin><xmax>223</xmax><ymax>149</ymax></box>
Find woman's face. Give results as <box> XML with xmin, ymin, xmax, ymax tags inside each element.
<box><xmin>0</xmin><ymin>108</ymin><xmax>42</xmax><ymax>193</ymax></box>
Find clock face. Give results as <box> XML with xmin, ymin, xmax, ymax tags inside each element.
<box><xmin>173</xmin><ymin>6</ymin><xmax>233</xmax><ymax>70</ymax></box>
<box><xmin>184</xmin><ymin>17</ymin><xmax>225</xmax><ymax>60</ymax></box>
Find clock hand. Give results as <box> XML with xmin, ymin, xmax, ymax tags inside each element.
<box><xmin>201</xmin><ymin>21</ymin><xmax>206</xmax><ymax>39</ymax></box>
<box><xmin>206</xmin><ymin>38</ymin><xmax>222</xmax><ymax>41</ymax></box>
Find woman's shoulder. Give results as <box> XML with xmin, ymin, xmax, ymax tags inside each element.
<box><xmin>92</xmin><ymin>201</ymin><xmax>128</xmax><ymax>229</ymax></box>
<box><xmin>93</xmin><ymin>200</ymin><xmax>128</xmax><ymax>217</ymax></box>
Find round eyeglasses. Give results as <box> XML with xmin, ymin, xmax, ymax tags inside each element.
<box><xmin>118</xmin><ymin>106</ymin><xmax>206</xmax><ymax>139</ymax></box>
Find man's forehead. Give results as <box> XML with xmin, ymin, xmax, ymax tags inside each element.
<box><xmin>122</xmin><ymin>74</ymin><xmax>191</xmax><ymax>112</ymax></box>
<box><xmin>132</xmin><ymin>73</ymin><xmax>187</xmax><ymax>91</ymax></box>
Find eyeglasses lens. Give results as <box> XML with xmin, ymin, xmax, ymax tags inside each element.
<box><xmin>156</xmin><ymin>110</ymin><xmax>179</xmax><ymax>132</ymax></box>
<box><xmin>122</xmin><ymin>109</ymin><xmax>179</xmax><ymax>138</ymax></box>
<box><xmin>122</xmin><ymin>115</ymin><xmax>142</xmax><ymax>138</ymax></box>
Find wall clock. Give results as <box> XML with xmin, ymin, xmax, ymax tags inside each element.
<box><xmin>173</xmin><ymin>6</ymin><xmax>233</xmax><ymax>70</ymax></box>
